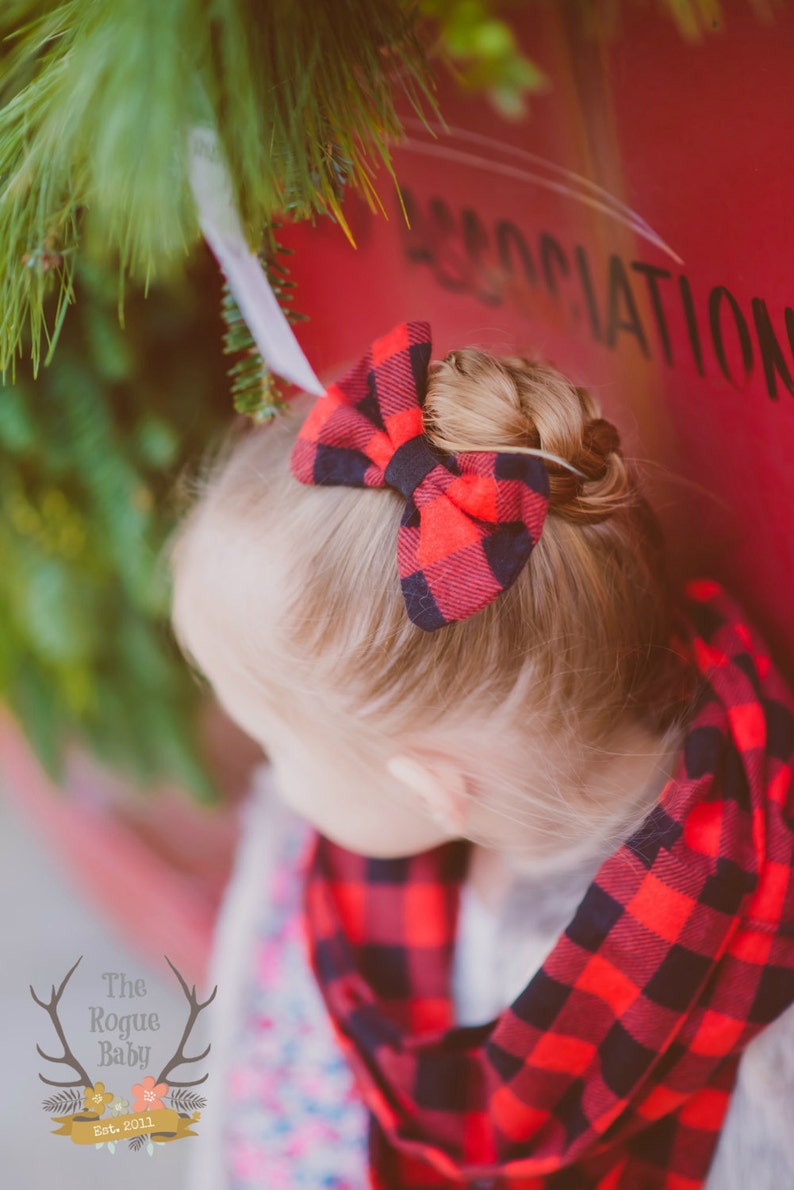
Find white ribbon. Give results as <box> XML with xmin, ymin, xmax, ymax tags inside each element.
<box><xmin>188</xmin><ymin>127</ymin><xmax>324</xmax><ymax>398</ymax></box>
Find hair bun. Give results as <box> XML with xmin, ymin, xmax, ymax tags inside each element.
<box><xmin>579</xmin><ymin>418</ymin><xmax>622</xmax><ymax>481</ymax></box>
<box><xmin>424</xmin><ymin>348</ymin><xmax>630</xmax><ymax>525</ymax></box>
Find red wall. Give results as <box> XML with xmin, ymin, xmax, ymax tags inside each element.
<box><xmin>283</xmin><ymin>1</ymin><xmax>794</xmax><ymax>673</ymax></box>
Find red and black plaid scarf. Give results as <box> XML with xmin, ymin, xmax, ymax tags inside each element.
<box><xmin>303</xmin><ymin>583</ymin><xmax>794</xmax><ymax>1188</ymax></box>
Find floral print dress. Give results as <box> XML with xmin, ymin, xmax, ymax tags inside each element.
<box><xmin>189</xmin><ymin>768</ymin><xmax>368</xmax><ymax>1190</ymax></box>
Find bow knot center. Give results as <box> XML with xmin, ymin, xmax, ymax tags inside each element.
<box><xmin>384</xmin><ymin>435</ymin><xmax>445</xmax><ymax>500</ymax></box>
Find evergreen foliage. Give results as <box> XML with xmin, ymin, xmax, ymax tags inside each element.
<box><xmin>0</xmin><ymin>251</ymin><xmax>229</xmax><ymax>798</ymax></box>
<box><xmin>0</xmin><ymin>0</ymin><xmax>433</xmax><ymax>374</ymax></box>
<box><xmin>221</xmin><ymin>238</ymin><xmax>303</xmax><ymax>422</ymax></box>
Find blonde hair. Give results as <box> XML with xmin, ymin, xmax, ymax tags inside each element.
<box><xmin>170</xmin><ymin>349</ymin><xmax>689</xmax><ymax>852</ymax></box>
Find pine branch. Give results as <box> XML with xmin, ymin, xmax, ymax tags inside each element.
<box><xmin>0</xmin><ymin>0</ymin><xmax>435</xmax><ymax>373</ymax></box>
<box><xmin>221</xmin><ymin>239</ymin><xmax>304</xmax><ymax>422</ymax></box>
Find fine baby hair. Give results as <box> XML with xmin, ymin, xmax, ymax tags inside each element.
<box><xmin>170</xmin><ymin>322</ymin><xmax>687</xmax><ymax>864</ymax></box>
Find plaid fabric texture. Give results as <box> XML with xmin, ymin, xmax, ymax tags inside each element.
<box><xmin>290</xmin><ymin>321</ymin><xmax>549</xmax><ymax>631</ymax></box>
<box><xmin>304</xmin><ymin>583</ymin><xmax>794</xmax><ymax>1188</ymax></box>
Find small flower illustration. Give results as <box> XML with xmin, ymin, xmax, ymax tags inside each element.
<box><xmin>110</xmin><ymin>1096</ymin><xmax>129</xmax><ymax>1116</ymax></box>
<box><xmin>131</xmin><ymin>1075</ymin><xmax>168</xmax><ymax>1112</ymax></box>
<box><xmin>83</xmin><ymin>1082</ymin><xmax>114</xmax><ymax>1116</ymax></box>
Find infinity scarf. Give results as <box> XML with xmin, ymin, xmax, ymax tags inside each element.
<box><xmin>304</xmin><ymin>583</ymin><xmax>794</xmax><ymax>1188</ymax></box>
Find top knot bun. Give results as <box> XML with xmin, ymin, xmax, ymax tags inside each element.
<box><xmin>423</xmin><ymin>349</ymin><xmax>629</xmax><ymax>525</ymax></box>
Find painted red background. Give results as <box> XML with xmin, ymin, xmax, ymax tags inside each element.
<box><xmin>283</xmin><ymin>0</ymin><xmax>794</xmax><ymax>676</ymax></box>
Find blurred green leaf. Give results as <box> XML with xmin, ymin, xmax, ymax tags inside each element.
<box><xmin>0</xmin><ymin>250</ymin><xmax>228</xmax><ymax>798</ymax></box>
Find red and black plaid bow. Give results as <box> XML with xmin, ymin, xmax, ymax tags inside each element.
<box><xmin>304</xmin><ymin>584</ymin><xmax>794</xmax><ymax>1188</ymax></box>
<box><xmin>290</xmin><ymin>322</ymin><xmax>549</xmax><ymax>631</ymax></box>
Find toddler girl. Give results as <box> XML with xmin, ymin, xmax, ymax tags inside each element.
<box><xmin>170</xmin><ymin>322</ymin><xmax>794</xmax><ymax>1188</ymax></box>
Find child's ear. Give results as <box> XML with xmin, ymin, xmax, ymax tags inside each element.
<box><xmin>386</xmin><ymin>754</ymin><xmax>468</xmax><ymax>836</ymax></box>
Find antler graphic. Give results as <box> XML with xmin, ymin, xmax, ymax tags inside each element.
<box><xmin>30</xmin><ymin>956</ymin><xmax>92</xmax><ymax>1088</ymax></box>
<box><xmin>155</xmin><ymin>956</ymin><xmax>217</xmax><ymax>1088</ymax></box>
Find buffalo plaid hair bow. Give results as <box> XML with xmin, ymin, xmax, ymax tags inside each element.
<box><xmin>290</xmin><ymin>322</ymin><xmax>549</xmax><ymax>631</ymax></box>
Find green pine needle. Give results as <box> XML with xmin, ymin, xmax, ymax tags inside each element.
<box><xmin>220</xmin><ymin>240</ymin><xmax>305</xmax><ymax>421</ymax></box>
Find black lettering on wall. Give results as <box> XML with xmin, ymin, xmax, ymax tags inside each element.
<box><xmin>397</xmin><ymin>189</ymin><xmax>792</xmax><ymax>403</ymax></box>
<box><xmin>709</xmin><ymin>286</ymin><xmax>753</xmax><ymax>387</ymax></box>
<box><xmin>632</xmin><ymin>262</ymin><xmax>673</xmax><ymax>365</ymax></box>
<box><xmin>751</xmin><ymin>298</ymin><xmax>794</xmax><ymax>400</ymax></box>
<box><xmin>496</xmin><ymin>220</ymin><xmax>538</xmax><ymax>290</ymax></box>
<box><xmin>428</xmin><ymin>198</ymin><xmax>472</xmax><ymax>293</ymax></box>
<box><xmin>574</xmin><ymin>245</ymin><xmax>602</xmax><ymax>342</ymax></box>
<box><xmin>462</xmin><ymin>209</ymin><xmax>502</xmax><ymax>307</ymax></box>
<box><xmin>679</xmin><ymin>276</ymin><xmax>705</xmax><ymax>376</ymax></box>
<box><xmin>606</xmin><ymin>255</ymin><xmax>649</xmax><ymax>357</ymax></box>
<box><xmin>400</xmin><ymin>187</ymin><xmax>434</xmax><ymax>265</ymax></box>
<box><xmin>539</xmin><ymin>233</ymin><xmax>569</xmax><ymax>297</ymax></box>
